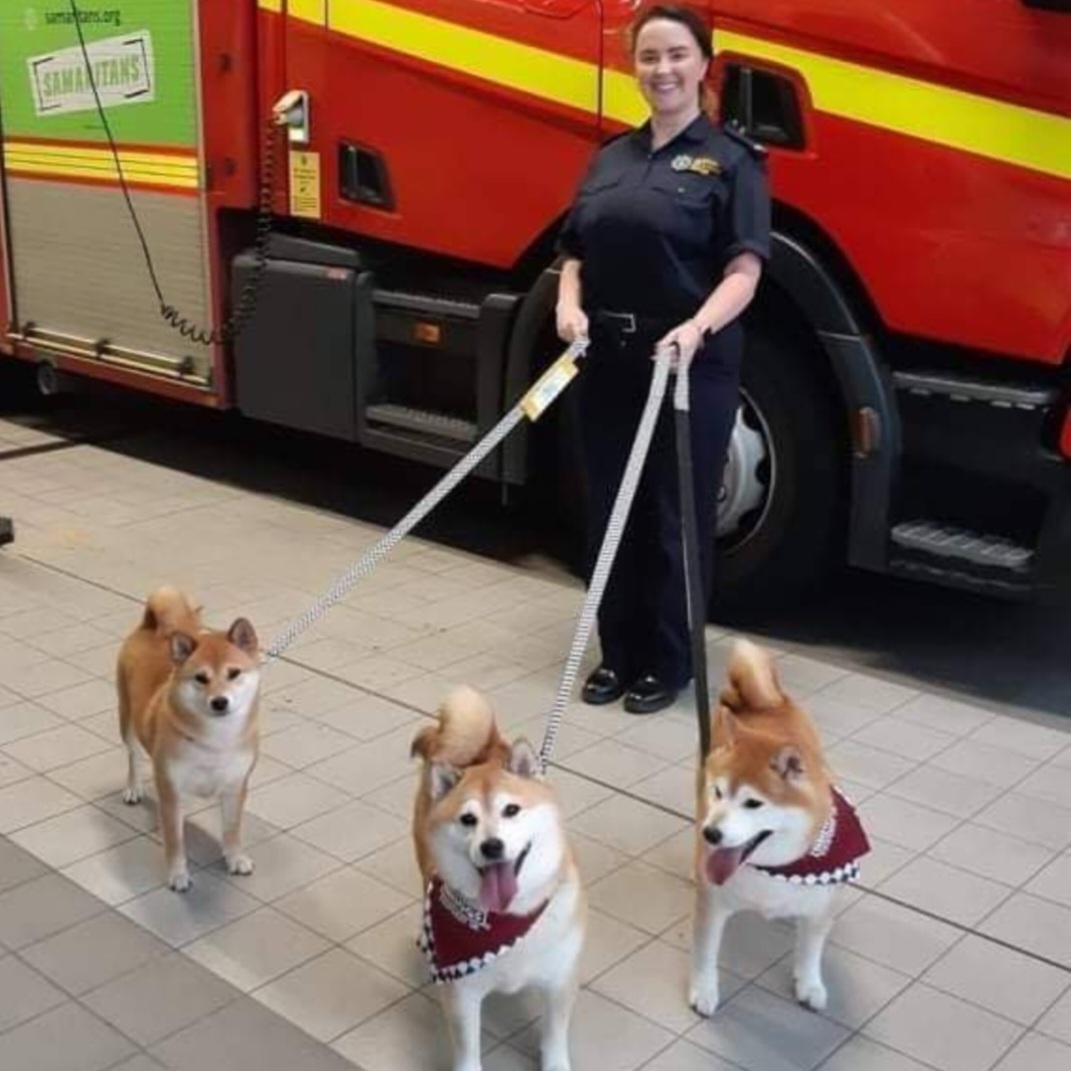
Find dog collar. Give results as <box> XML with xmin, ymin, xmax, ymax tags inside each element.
<box><xmin>751</xmin><ymin>787</ymin><xmax>871</xmax><ymax>886</ymax></box>
<box><xmin>418</xmin><ymin>876</ymin><xmax>549</xmax><ymax>984</ymax></box>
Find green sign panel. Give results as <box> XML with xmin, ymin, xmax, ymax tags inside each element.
<box><xmin>0</xmin><ymin>2</ymin><xmax>197</xmax><ymax>147</ymax></box>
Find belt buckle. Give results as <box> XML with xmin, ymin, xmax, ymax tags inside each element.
<box><xmin>611</xmin><ymin>311</ymin><xmax>637</xmax><ymax>334</ymax></box>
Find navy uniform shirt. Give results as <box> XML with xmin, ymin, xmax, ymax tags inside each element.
<box><xmin>558</xmin><ymin>114</ymin><xmax>771</xmax><ymax>330</ymax></box>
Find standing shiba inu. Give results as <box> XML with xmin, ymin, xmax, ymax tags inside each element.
<box><xmin>690</xmin><ymin>640</ymin><xmax>870</xmax><ymax>1016</ymax></box>
<box><xmin>411</xmin><ymin>687</ymin><xmax>586</xmax><ymax>1071</ymax></box>
<box><xmin>116</xmin><ymin>587</ymin><xmax>262</xmax><ymax>892</ymax></box>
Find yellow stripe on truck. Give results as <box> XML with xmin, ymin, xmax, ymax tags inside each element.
<box><xmin>718</xmin><ymin>31</ymin><xmax>1071</xmax><ymax>182</ymax></box>
<box><xmin>4</xmin><ymin>142</ymin><xmax>200</xmax><ymax>190</ymax></box>
<box><xmin>328</xmin><ymin>0</ymin><xmax>600</xmax><ymax>115</ymax></box>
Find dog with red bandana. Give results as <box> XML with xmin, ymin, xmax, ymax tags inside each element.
<box><xmin>690</xmin><ymin>640</ymin><xmax>870</xmax><ymax>1016</ymax></box>
<box><xmin>411</xmin><ymin>687</ymin><xmax>586</xmax><ymax>1071</ymax></box>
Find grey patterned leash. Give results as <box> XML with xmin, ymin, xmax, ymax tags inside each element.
<box><xmin>263</xmin><ymin>339</ymin><xmax>590</xmax><ymax>663</ymax></box>
<box><xmin>539</xmin><ymin>348</ymin><xmax>674</xmax><ymax>770</ymax></box>
<box><xmin>673</xmin><ymin>358</ymin><xmax>713</xmax><ymax>759</ymax></box>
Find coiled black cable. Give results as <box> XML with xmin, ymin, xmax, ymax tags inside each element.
<box><xmin>68</xmin><ymin>0</ymin><xmax>277</xmax><ymax>348</ymax></box>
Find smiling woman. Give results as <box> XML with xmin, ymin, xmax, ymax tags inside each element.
<box><xmin>555</xmin><ymin>3</ymin><xmax>771</xmax><ymax>716</ymax></box>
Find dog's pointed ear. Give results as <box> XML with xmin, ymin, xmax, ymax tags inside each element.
<box><xmin>772</xmin><ymin>745</ymin><xmax>805</xmax><ymax>782</ymax></box>
<box><xmin>712</xmin><ymin>704</ymin><xmax>736</xmax><ymax>750</ymax></box>
<box><xmin>170</xmin><ymin>631</ymin><xmax>197</xmax><ymax>665</ymax></box>
<box><xmin>507</xmin><ymin>738</ymin><xmax>540</xmax><ymax>780</ymax></box>
<box><xmin>429</xmin><ymin>763</ymin><xmax>460</xmax><ymax>801</ymax></box>
<box><xmin>227</xmin><ymin>617</ymin><xmax>259</xmax><ymax>655</ymax></box>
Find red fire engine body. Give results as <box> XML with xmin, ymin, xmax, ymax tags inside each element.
<box><xmin>1</xmin><ymin>0</ymin><xmax>1069</xmax><ymax>603</ymax></box>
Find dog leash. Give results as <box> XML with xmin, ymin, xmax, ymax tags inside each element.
<box><xmin>673</xmin><ymin>361</ymin><xmax>713</xmax><ymax>760</ymax></box>
<box><xmin>539</xmin><ymin>348</ymin><xmax>673</xmax><ymax>770</ymax></box>
<box><xmin>262</xmin><ymin>339</ymin><xmax>589</xmax><ymax>663</ymax></box>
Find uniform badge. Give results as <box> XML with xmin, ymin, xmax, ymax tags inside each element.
<box><xmin>670</xmin><ymin>154</ymin><xmax>693</xmax><ymax>172</ymax></box>
<box><xmin>688</xmin><ymin>156</ymin><xmax>722</xmax><ymax>176</ymax></box>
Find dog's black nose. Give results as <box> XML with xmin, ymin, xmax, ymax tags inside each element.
<box><xmin>703</xmin><ymin>826</ymin><xmax>723</xmax><ymax>846</ymax></box>
<box><xmin>480</xmin><ymin>838</ymin><xmax>505</xmax><ymax>861</ymax></box>
<box><xmin>210</xmin><ymin>696</ymin><xmax>230</xmax><ymax>713</ymax></box>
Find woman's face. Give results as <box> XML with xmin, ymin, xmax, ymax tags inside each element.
<box><xmin>634</xmin><ymin>18</ymin><xmax>709</xmax><ymax>119</ymax></box>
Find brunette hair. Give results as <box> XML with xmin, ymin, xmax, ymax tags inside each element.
<box><xmin>627</xmin><ymin>4</ymin><xmax>716</xmax><ymax>113</ymax></box>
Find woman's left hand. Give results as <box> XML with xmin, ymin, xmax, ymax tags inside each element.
<box><xmin>654</xmin><ymin>319</ymin><xmax>703</xmax><ymax>372</ymax></box>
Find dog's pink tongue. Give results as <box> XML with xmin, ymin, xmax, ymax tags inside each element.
<box><xmin>705</xmin><ymin>846</ymin><xmax>746</xmax><ymax>886</ymax></box>
<box><xmin>479</xmin><ymin>863</ymin><xmax>518</xmax><ymax>913</ymax></box>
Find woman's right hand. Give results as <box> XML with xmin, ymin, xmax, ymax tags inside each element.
<box><xmin>556</xmin><ymin>302</ymin><xmax>589</xmax><ymax>344</ymax></box>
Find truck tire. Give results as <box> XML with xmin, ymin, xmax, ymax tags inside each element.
<box><xmin>713</xmin><ymin>326</ymin><xmax>845</xmax><ymax>613</ymax></box>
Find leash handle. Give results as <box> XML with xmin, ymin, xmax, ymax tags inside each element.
<box><xmin>539</xmin><ymin>348</ymin><xmax>674</xmax><ymax>769</ymax></box>
<box><xmin>672</xmin><ymin>356</ymin><xmax>713</xmax><ymax>760</ymax></box>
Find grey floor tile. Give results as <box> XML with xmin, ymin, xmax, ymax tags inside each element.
<box><xmin>757</xmin><ymin>945</ymin><xmax>912</xmax><ymax>1029</ymax></box>
<box><xmin>106</xmin><ymin>1057</ymin><xmax>168</xmax><ymax>1071</ymax></box>
<box><xmin>184</xmin><ymin>907</ymin><xmax>329</xmax><ymax>992</ymax></box>
<box><xmin>641</xmin><ymin>1039</ymin><xmax>744</xmax><ymax>1070</ymax></box>
<box><xmin>825</xmin><ymin>741</ymin><xmax>917</xmax><ymax>792</ymax></box>
<box><xmin>890</xmin><ymin>693</ymin><xmax>996</xmax><ymax>737</ymax></box>
<box><xmin>152</xmin><ymin>996</ymin><xmax>357</xmax><ymax>1071</ymax></box>
<box><xmin>344</xmin><ymin>903</ymin><xmax>429</xmax><ymax>989</ymax></box>
<box><xmin>118</xmin><ymin>870</ymin><xmax>260</xmax><ymax>947</ymax></box>
<box><xmin>687</xmin><ymin>984</ymin><xmax>851</xmax><ymax>1071</ymax></box>
<box><xmin>857</xmin><ymin>793</ymin><xmax>960</xmax><ymax>852</ymax></box>
<box><xmin>513</xmin><ymin>989</ymin><xmax>675</xmax><ymax>1071</ymax></box>
<box><xmin>9</xmin><ymin>804</ymin><xmax>138</xmax><ymax>869</ymax></box>
<box><xmin>253</xmin><ymin>947</ymin><xmax>410</xmax><ymax>1043</ymax></box>
<box><xmin>588</xmin><ymin>861</ymin><xmax>693</xmax><ymax>936</ymax></box>
<box><xmin>852</xmin><ymin>718</ymin><xmax>956</xmax><ymax>763</ymax></box>
<box><xmin>290</xmin><ymin>799</ymin><xmax>408</xmax><ymax>864</ymax></box>
<box><xmin>215</xmin><ymin>832</ymin><xmax>341</xmax><ymax>902</ymax></box>
<box><xmin>993</xmin><ymin>1032</ymin><xmax>1071</xmax><ymax>1071</ymax></box>
<box><xmin>61</xmin><ymin>837</ymin><xmax>169</xmax><ymax>906</ymax></box>
<box><xmin>1024</xmin><ymin>853</ymin><xmax>1071</xmax><ymax>909</ymax></box>
<box><xmin>878</xmin><ymin>856</ymin><xmax>1012</xmax><ymax>927</ymax></box>
<box><xmin>818</xmin><ymin>1035</ymin><xmax>934</xmax><ymax>1071</ymax></box>
<box><xmin>0</xmin><ymin>872</ymin><xmax>104</xmax><ymax>950</ymax></box>
<box><xmin>980</xmin><ymin>893</ymin><xmax>1071</xmax><ymax>969</ymax></box>
<box><xmin>974</xmin><ymin>794</ymin><xmax>1071</xmax><ymax>852</ymax></box>
<box><xmin>591</xmin><ymin>939</ymin><xmax>743</xmax><ymax>1036</ymax></box>
<box><xmin>0</xmin><ymin>776</ymin><xmax>82</xmax><ymax>834</ymax></box>
<box><xmin>0</xmin><ymin>953</ymin><xmax>68</xmax><ymax>1031</ymax></box>
<box><xmin>830</xmin><ymin>894</ymin><xmax>960</xmax><ymax>977</ymax></box>
<box><xmin>83</xmin><ymin>951</ymin><xmax>239</xmax><ymax>1047</ymax></box>
<box><xmin>928</xmin><ymin>739</ymin><xmax>1039</xmax><ymax>790</ymax></box>
<box><xmin>331</xmin><ymin>991</ymin><xmax>455</xmax><ymax>1071</ymax></box>
<box><xmin>928</xmin><ymin>822</ymin><xmax>1055</xmax><ymax>887</ymax></box>
<box><xmin>922</xmin><ymin>935</ymin><xmax>1071</xmax><ymax>1027</ymax></box>
<box><xmin>1037</xmin><ymin>985</ymin><xmax>1071</xmax><ymax>1046</ymax></box>
<box><xmin>864</xmin><ymin>983</ymin><xmax>1024</xmax><ymax>1071</ymax></box>
<box><xmin>0</xmin><ymin>836</ymin><xmax>47</xmax><ymax>893</ymax></box>
<box><xmin>0</xmin><ymin>1001</ymin><xmax>135</xmax><ymax>1071</ymax></box>
<box><xmin>969</xmin><ymin>718</ymin><xmax>1069</xmax><ymax>762</ymax></box>
<box><xmin>571</xmin><ymin>795</ymin><xmax>690</xmax><ymax>856</ymax></box>
<box><xmin>885</xmin><ymin>764</ymin><xmax>1003</xmax><ymax>819</ymax></box>
<box><xmin>274</xmin><ymin>865</ymin><xmax>412</xmax><ymax>943</ymax></box>
<box><xmin>21</xmin><ymin>909</ymin><xmax>167</xmax><ymax>995</ymax></box>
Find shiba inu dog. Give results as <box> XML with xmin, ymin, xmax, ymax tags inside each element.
<box><xmin>411</xmin><ymin>687</ymin><xmax>586</xmax><ymax>1071</ymax></box>
<box><xmin>690</xmin><ymin>640</ymin><xmax>870</xmax><ymax>1015</ymax></box>
<box><xmin>116</xmin><ymin>587</ymin><xmax>262</xmax><ymax>892</ymax></box>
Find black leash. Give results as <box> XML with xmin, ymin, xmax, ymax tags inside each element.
<box><xmin>672</xmin><ymin>359</ymin><xmax>713</xmax><ymax>759</ymax></box>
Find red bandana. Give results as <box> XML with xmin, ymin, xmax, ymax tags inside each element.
<box><xmin>418</xmin><ymin>877</ymin><xmax>549</xmax><ymax>984</ymax></box>
<box><xmin>751</xmin><ymin>787</ymin><xmax>871</xmax><ymax>886</ymax></box>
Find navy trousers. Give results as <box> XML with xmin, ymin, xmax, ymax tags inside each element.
<box><xmin>577</xmin><ymin>338</ymin><xmax>739</xmax><ymax>689</ymax></box>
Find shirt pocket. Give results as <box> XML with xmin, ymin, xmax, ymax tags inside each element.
<box><xmin>649</xmin><ymin>172</ymin><xmax>725</xmax><ymax>210</ymax></box>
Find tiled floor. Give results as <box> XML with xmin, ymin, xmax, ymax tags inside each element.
<box><xmin>2</xmin><ymin>416</ymin><xmax>1071</xmax><ymax>1070</ymax></box>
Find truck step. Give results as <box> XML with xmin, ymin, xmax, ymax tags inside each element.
<box><xmin>365</xmin><ymin>403</ymin><xmax>477</xmax><ymax>444</ymax></box>
<box><xmin>891</xmin><ymin>520</ymin><xmax>1034</xmax><ymax>572</ymax></box>
<box><xmin>373</xmin><ymin>290</ymin><xmax>481</xmax><ymax>320</ymax></box>
<box><xmin>893</xmin><ymin>372</ymin><xmax>1057</xmax><ymax>411</ymax></box>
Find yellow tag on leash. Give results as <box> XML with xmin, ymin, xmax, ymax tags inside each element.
<box><xmin>521</xmin><ymin>350</ymin><xmax>579</xmax><ymax>422</ymax></box>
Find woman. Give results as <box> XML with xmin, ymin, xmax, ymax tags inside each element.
<box><xmin>556</xmin><ymin>4</ymin><xmax>770</xmax><ymax>714</ymax></box>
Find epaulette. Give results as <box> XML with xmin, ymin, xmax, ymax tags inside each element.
<box><xmin>724</xmin><ymin>121</ymin><xmax>768</xmax><ymax>159</ymax></box>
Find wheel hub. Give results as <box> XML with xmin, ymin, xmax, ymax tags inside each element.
<box><xmin>716</xmin><ymin>391</ymin><xmax>775</xmax><ymax>548</ymax></box>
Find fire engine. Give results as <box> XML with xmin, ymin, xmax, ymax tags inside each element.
<box><xmin>1</xmin><ymin>1</ymin><xmax>1069</xmax><ymax>605</ymax></box>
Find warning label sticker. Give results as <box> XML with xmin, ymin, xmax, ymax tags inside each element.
<box><xmin>289</xmin><ymin>150</ymin><xmax>322</xmax><ymax>220</ymax></box>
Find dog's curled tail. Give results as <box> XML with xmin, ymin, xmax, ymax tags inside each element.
<box><xmin>411</xmin><ymin>686</ymin><xmax>507</xmax><ymax>769</ymax></box>
<box><xmin>141</xmin><ymin>586</ymin><xmax>202</xmax><ymax>638</ymax></box>
<box><xmin>721</xmin><ymin>639</ymin><xmax>784</xmax><ymax>713</ymax></box>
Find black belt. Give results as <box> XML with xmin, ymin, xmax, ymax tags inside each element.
<box><xmin>590</xmin><ymin>310</ymin><xmax>679</xmax><ymax>339</ymax></box>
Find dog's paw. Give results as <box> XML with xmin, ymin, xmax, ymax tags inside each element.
<box><xmin>795</xmin><ymin>976</ymin><xmax>828</xmax><ymax>1012</ymax></box>
<box><xmin>226</xmin><ymin>853</ymin><xmax>254</xmax><ymax>877</ymax></box>
<box><xmin>689</xmin><ymin>980</ymin><xmax>720</xmax><ymax>1018</ymax></box>
<box><xmin>122</xmin><ymin>785</ymin><xmax>143</xmax><ymax>805</ymax></box>
<box><xmin>169</xmin><ymin>868</ymin><xmax>192</xmax><ymax>893</ymax></box>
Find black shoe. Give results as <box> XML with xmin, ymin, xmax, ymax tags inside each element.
<box><xmin>624</xmin><ymin>674</ymin><xmax>678</xmax><ymax>715</ymax></box>
<box><xmin>582</xmin><ymin>666</ymin><xmax>626</xmax><ymax>706</ymax></box>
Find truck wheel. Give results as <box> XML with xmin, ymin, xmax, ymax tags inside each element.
<box><xmin>713</xmin><ymin>326</ymin><xmax>845</xmax><ymax>612</ymax></box>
